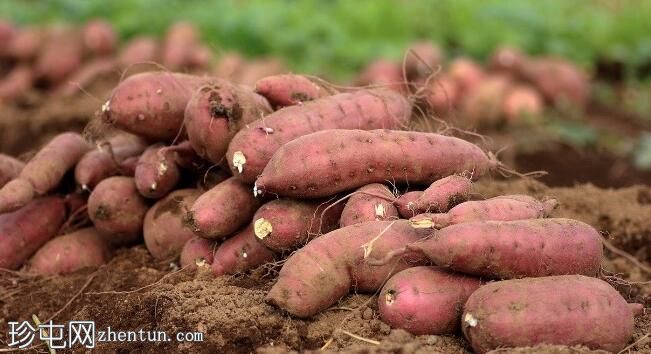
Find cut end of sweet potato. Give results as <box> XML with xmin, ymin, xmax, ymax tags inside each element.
<box><xmin>232</xmin><ymin>151</ymin><xmax>246</xmax><ymax>174</ymax></box>
<box><xmin>254</xmin><ymin>218</ymin><xmax>273</xmax><ymax>240</ymax></box>
<box><xmin>409</xmin><ymin>217</ymin><xmax>434</xmax><ymax>229</ymax></box>
<box><xmin>464</xmin><ymin>313</ymin><xmax>478</xmax><ymax>327</ymax></box>
<box><xmin>385</xmin><ymin>289</ymin><xmax>396</xmax><ymax>305</ymax></box>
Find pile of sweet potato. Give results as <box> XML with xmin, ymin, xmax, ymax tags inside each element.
<box><xmin>0</xmin><ymin>49</ymin><xmax>638</xmax><ymax>354</ymax></box>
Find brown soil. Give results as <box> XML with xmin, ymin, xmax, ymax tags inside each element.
<box><xmin>1</xmin><ymin>179</ymin><xmax>649</xmax><ymax>354</ymax></box>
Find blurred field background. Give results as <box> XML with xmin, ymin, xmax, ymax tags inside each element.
<box><xmin>3</xmin><ymin>0</ymin><xmax>651</xmax><ymax>80</ymax></box>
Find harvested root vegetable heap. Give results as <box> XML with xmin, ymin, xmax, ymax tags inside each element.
<box><xmin>0</xmin><ymin>59</ymin><xmax>648</xmax><ymax>353</ymax></box>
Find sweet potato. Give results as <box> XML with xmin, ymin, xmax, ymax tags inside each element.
<box><xmin>212</xmin><ymin>224</ymin><xmax>275</xmax><ymax>276</ymax></box>
<box><xmin>180</xmin><ymin>236</ymin><xmax>216</xmax><ymax>269</ymax></box>
<box><xmin>0</xmin><ymin>64</ymin><xmax>33</xmax><ymax>101</ymax></box>
<box><xmin>355</xmin><ymin>59</ymin><xmax>406</xmax><ymax>93</ymax></box>
<box><xmin>462</xmin><ymin>275</ymin><xmax>640</xmax><ymax>353</ymax></box>
<box><xmin>340</xmin><ymin>183</ymin><xmax>398</xmax><ymax>227</ymax></box>
<box><xmin>502</xmin><ymin>84</ymin><xmax>543</xmax><ymax>121</ymax></box>
<box><xmin>228</xmin><ymin>90</ymin><xmax>412</xmax><ymax>184</ymax></box>
<box><xmin>394</xmin><ymin>191</ymin><xmax>423</xmax><ymax>218</ymax></box>
<box><xmin>407</xmin><ymin>218</ymin><xmax>602</xmax><ymax>278</ymax></box>
<box><xmin>213</xmin><ymin>52</ymin><xmax>246</xmax><ymax>81</ymax></box>
<box><xmin>0</xmin><ymin>20</ymin><xmax>15</xmax><ymax>57</ymax></box>
<box><xmin>0</xmin><ymin>197</ymin><xmax>66</xmax><ymax>269</ymax></box>
<box><xmin>184</xmin><ymin>79</ymin><xmax>273</xmax><ymax>164</ymax></box>
<box><xmin>461</xmin><ymin>75</ymin><xmax>512</xmax><ymax>125</ymax></box>
<box><xmin>134</xmin><ymin>143</ymin><xmax>193</xmax><ymax>199</ymax></box>
<box><xmin>448</xmin><ymin>57</ymin><xmax>484</xmax><ymax>94</ymax></box>
<box><xmin>266</xmin><ymin>220</ymin><xmax>430</xmax><ymax>318</ymax></box>
<box><xmin>144</xmin><ymin>188</ymin><xmax>201</xmax><ymax>260</ymax></box>
<box><xmin>27</xmin><ymin>227</ymin><xmax>112</xmax><ymax>275</ymax></box>
<box><xmin>517</xmin><ymin>57</ymin><xmax>589</xmax><ymax>108</ymax></box>
<box><xmin>186</xmin><ymin>177</ymin><xmax>261</xmax><ymax>240</ymax></box>
<box><xmin>255</xmin><ymin>129</ymin><xmax>496</xmax><ymax>198</ymax></box>
<box><xmin>0</xmin><ymin>154</ymin><xmax>24</xmax><ymax>188</ymax></box>
<box><xmin>75</xmin><ymin>133</ymin><xmax>148</xmax><ymax>190</ymax></box>
<box><xmin>0</xmin><ymin>132</ymin><xmax>90</xmax><ymax>213</ymax></box>
<box><xmin>88</xmin><ymin>176</ymin><xmax>148</xmax><ymax>245</ymax></box>
<box><xmin>101</xmin><ymin>71</ymin><xmax>207</xmax><ymax>141</ymax></box>
<box><xmin>253</xmin><ymin>198</ymin><xmax>344</xmax><ymax>252</ymax></box>
<box><xmin>238</xmin><ymin>58</ymin><xmax>286</xmax><ymax>86</ymax></box>
<box><xmin>410</xmin><ymin>194</ymin><xmax>558</xmax><ymax>229</ymax></box>
<box><xmin>118</xmin><ymin>36</ymin><xmax>159</xmax><ymax>66</ymax></box>
<box><xmin>488</xmin><ymin>46</ymin><xmax>526</xmax><ymax>73</ymax></box>
<box><xmin>422</xmin><ymin>75</ymin><xmax>459</xmax><ymax>115</ymax></box>
<box><xmin>35</xmin><ymin>27</ymin><xmax>83</xmax><ymax>84</ymax></box>
<box><xmin>83</xmin><ymin>20</ymin><xmax>117</xmax><ymax>56</ymax></box>
<box><xmin>7</xmin><ymin>27</ymin><xmax>42</xmax><ymax>62</ymax></box>
<box><xmin>254</xmin><ymin>74</ymin><xmax>330</xmax><ymax>107</ymax></box>
<box><xmin>412</xmin><ymin>175</ymin><xmax>472</xmax><ymax>213</ymax></box>
<box><xmin>162</xmin><ymin>22</ymin><xmax>200</xmax><ymax>71</ymax></box>
<box><xmin>55</xmin><ymin>58</ymin><xmax>118</xmax><ymax>97</ymax></box>
<box><xmin>405</xmin><ymin>41</ymin><xmax>443</xmax><ymax>82</ymax></box>
<box><xmin>378</xmin><ymin>266</ymin><xmax>481</xmax><ymax>335</ymax></box>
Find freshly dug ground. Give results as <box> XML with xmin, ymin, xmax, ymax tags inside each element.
<box><xmin>1</xmin><ymin>179</ymin><xmax>649</xmax><ymax>353</ymax></box>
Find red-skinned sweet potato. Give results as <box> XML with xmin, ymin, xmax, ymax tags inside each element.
<box><xmin>162</xmin><ymin>22</ymin><xmax>200</xmax><ymax>71</ymax></box>
<box><xmin>421</xmin><ymin>75</ymin><xmax>459</xmax><ymax>115</ymax></box>
<box><xmin>253</xmin><ymin>198</ymin><xmax>344</xmax><ymax>252</ymax></box>
<box><xmin>405</xmin><ymin>41</ymin><xmax>443</xmax><ymax>82</ymax></box>
<box><xmin>228</xmin><ymin>90</ymin><xmax>412</xmax><ymax>184</ymax></box>
<box><xmin>213</xmin><ymin>52</ymin><xmax>246</xmax><ymax>81</ymax></box>
<box><xmin>134</xmin><ymin>143</ymin><xmax>196</xmax><ymax>199</ymax></box>
<box><xmin>88</xmin><ymin>176</ymin><xmax>148</xmax><ymax>245</ymax></box>
<box><xmin>0</xmin><ymin>197</ymin><xmax>66</xmax><ymax>269</ymax></box>
<box><xmin>502</xmin><ymin>84</ymin><xmax>543</xmax><ymax>121</ymax></box>
<box><xmin>462</xmin><ymin>275</ymin><xmax>641</xmax><ymax>353</ymax></box>
<box><xmin>461</xmin><ymin>75</ymin><xmax>512</xmax><ymax>125</ymax></box>
<box><xmin>517</xmin><ymin>57</ymin><xmax>589</xmax><ymax>108</ymax></box>
<box><xmin>266</xmin><ymin>220</ymin><xmax>430</xmax><ymax>318</ymax></box>
<box><xmin>379</xmin><ymin>266</ymin><xmax>481</xmax><ymax>335</ymax></box>
<box><xmin>238</xmin><ymin>58</ymin><xmax>286</xmax><ymax>86</ymax></box>
<box><xmin>255</xmin><ymin>129</ymin><xmax>496</xmax><ymax>198</ymax></box>
<box><xmin>448</xmin><ymin>57</ymin><xmax>484</xmax><ymax>94</ymax></box>
<box><xmin>35</xmin><ymin>27</ymin><xmax>83</xmax><ymax>84</ymax></box>
<box><xmin>7</xmin><ymin>27</ymin><xmax>42</xmax><ymax>62</ymax></box>
<box><xmin>254</xmin><ymin>74</ymin><xmax>330</xmax><ymax>107</ymax></box>
<box><xmin>83</xmin><ymin>20</ymin><xmax>117</xmax><ymax>56</ymax></box>
<box><xmin>101</xmin><ymin>71</ymin><xmax>207</xmax><ymax>141</ymax></box>
<box><xmin>412</xmin><ymin>175</ymin><xmax>472</xmax><ymax>213</ymax></box>
<box><xmin>184</xmin><ymin>80</ymin><xmax>273</xmax><ymax>164</ymax></box>
<box><xmin>144</xmin><ymin>188</ymin><xmax>201</xmax><ymax>260</ymax></box>
<box><xmin>118</xmin><ymin>36</ymin><xmax>159</xmax><ymax>66</ymax></box>
<box><xmin>0</xmin><ymin>20</ymin><xmax>16</xmax><ymax>57</ymax></box>
<box><xmin>186</xmin><ymin>177</ymin><xmax>261</xmax><ymax>240</ymax></box>
<box><xmin>180</xmin><ymin>236</ymin><xmax>216</xmax><ymax>269</ymax></box>
<box><xmin>340</xmin><ymin>183</ymin><xmax>398</xmax><ymax>227</ymax></box>
<box><xmin>27</xmin><ymin>227</ymin><xmax>112</xmax><ymax>275</ymax></box>
<box><xmin>410</xmin><ymin>194</ymin><xmax>558</xmax><ymax>229</ymax></box>
<box><xmin>488</xmin><ymin>46</ymin><xmax>526</xmax><ymax>73</ymax></box>
<box><xmin>0</xmin><ymin>154</ymin><xmax>24</xmax><ymax>188</ymax></box>
<box><xmin>211</xmin><ymin>224</ymin><xmax>275</xmax><ymax>276</ymax></box>
<box><xmin>0</xmin><ymin>65</ymin><xmax>33</xmax><ymax>101</ymax></box>
<box><xmin>55</xmin><ymin>58</ymin><xmax>118</xmax><ymax>97</ymax></box>
<box><xmin>394</xmin><ymin>191</ymin><xmax>423</xmax><ymax>218</ymax></box>
<box><xmin>355</xmin><ymin>59</ymin><xmax>406</xmax><ymax>93</ymax></box>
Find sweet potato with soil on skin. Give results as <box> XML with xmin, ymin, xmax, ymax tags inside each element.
<box><xmin>55</xmin><ymin>58</ymin><xmax>118</xmax><ymax>97</ymax></box>
<box><xmin>378</xmin><ymin>266</ymin><xmax>481</xmax><ymax>335</ymax></box>
<box><xmin>35</xmin><ymin>27</ymin><xmax>83</xmax><ymax>84</ymax></box>
<box><xmin>0</xmin><ymin>65</ymin><xmax>34</xmax><ymax>101</ymax></box>
<box><xmin>462</xmin><ymin>275</ymin><xmax>642</xmax><ymax>353</ymax></box>
<box><xmin>83</xmin><ymin>20</ymin><xmax>117</xmax><ymax>56</ymax></box>
<box><xmin>340</xmin><ymin>183</ymin><xmax>398</xmax><ymax>227</ymax></box>
<box><xmin>254</xmin><ymin>74</ymin><xmax>331</xmax><ymax>107</ymax></box>
<box><xmin>421</xmin><ymin>75</ymin><xmax>459</xmax><ymax>115</ymax></box>
<box><xmin>144</xmin><ymin>188</ymin><xmax>201</xmax><ymax>260</ymax></box>
<box><xmin>0</xmin><ymin>132</ymin><xmax>90</xmax><ymax>213</ymax></box>
<box><xmin>517</xmin><ymin>57</ymin><xmax>589</xmax><ymax>108</ymax></box>
<box><xmin>88</xmin><ymin>176</ymin><xmax>148</xmax><ymax>246</ymax></box>
<box><xmin>266</xmin><ymin>220</ymin><xmax>430</xmax><ymax>318</ymax></box>
<box><xmin>410</xmin><ymin>194</ymin><xmax>558</xmax><ymax>229</ymax></box>
<box><xmin>101</xmin><ymin>71</ymin><xmax>207</xmax><ymax>141</ymax></box>
<box><xmin>405</xmin><ymin>41</ymin><xmax>443</xmax><ymax>82</ymax></box>
<box><xmin>228</xmin><ymin>90</ymin><xmax>412</xmax><ymax>184</ymax></box>
<box><xmin>186</xmin><ymin>177</ymin><xmax>261</xmax><ymax>240</ymax></box>
<box><xmin>212</xmin><ymin>224</ymin><xmax>275</xmax><ymax>276</ymax></box>
<box><xmin>7</xmin><ymin>27</ymin><xmax>42</xmax><ymax>61</ymax></box>
<box><xmin>0</xmin><ymin>154</ymin><xmax>24</xmax><ymax>188</ymax></box>
<box><xmin>180</xmin><ymin>236</ymin><xmax>216</xmax><ymax>269</ymax></box>
<box><xmin>403</xmin><ymin>218</ymin><xmax>602</xmax><ymax>279</ymax></box>
<box><xmin>461</xmin><ymin>75</ymin><xmax>512</xmax><ymax>125</ymax></box>
<box><xmin>394</xmin><ymin>191</ymin><xmax>423</xmax><ymax>218</ymax></box>
<box><xmin>253</xmin><ymin>198</ymin><xmax>344</xmax><ymax>252</ymax></box>
<box><xmin>412</xmin><ymin>175</ymin><xmax>472</xmax><ymax>214</ymax></box>
<box><xmin>502</xmin><ymin>84</ymin><xmax>544</xmax><ymax>121</ymax></box>
<box><xmin>0</xmin><ymin>197</ymin><xmax>66</xmax><ymax>269</ymax></box>
<box><xmin>118</xmin><ymin>36</ymin><xmax>159</xmax><ymax>66</ymax></box>
<box><xmin>75</xmin><ymin>133</ymin><xmax>148</xmax><ymax>190</ymax></box>
<box><xmin>162</xmin><ymin>22</ymin><xmax>200</xmax><ymax>71</ymax></box>
<box><xmin>255</xmin><ymin>129</ymin><xmax>496</xmax><ymax>198</ymax></box>
<box><xmin>184</xmin><ymin>79</ymin><xmax>273</xmax><ymax>164</ymax></box>
<box><xmin>134</xmin><ymin>142</ymin><xmax>197</xmax><ymax>199</ymax></box>
<box><xmin>27</xmin><ymin>227</ymin><xmax>112</xmax><ymax>275</ymax></box>
<box><xmin>448</xmin><ymin>57</ymin><xmax>484</xmax><ymax>94</ymax></box>
<box><xmin>355</xmin><ymin>59</ymin><xmax>406</xmax><ymax>93</ymax></box>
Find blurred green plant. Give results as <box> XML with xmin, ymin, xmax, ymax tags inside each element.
<box><xmin>3</xmin><ymin>0</ymin><xmax>651</xmax><ymax>80</ymax></box>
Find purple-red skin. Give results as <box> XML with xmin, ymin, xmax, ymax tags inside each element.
<box><xmin>0</xmin><ymin>197</ymin><xmax>66</xmax><ymax>269</ymax></box>
<box><xmin>253</xmin><ymin>198</ymin><xmax>344</xmax><ymax>252</ymax></box>
<box><xmin>134</xmin><ymin>144</ymin><xmax>182</xmax><ymax>199</ymax></box>
<box><xmin>0</xmin><ymin>20</ymin><xmax>16</xmax><ymax>57</ymax></box>
<box><xmin>88</xmin><ymin>176</ymin><xmax>149</xmax><ymax>246</ymax></box>
<box><xmin>187</xmin><ymin>177</ymin><xmax>261</xmax><ymax>240</ymax></box>
<box><xmin>414</xmin><ymin>175</ymin><xmax>472</xmax><ymax>213</ymax></box>
<box><xmin>404</xmin><ymin>41</ymin><xmax>444</xmax><ymax>82</ymax></box>
<box><xmin>83</xmin><ymin>20</ymin><xmax>117</xmax><ymax>56</ymax></box>
<box><xmin>255</xmin><ymin>74</ymin><xmax>328</xmax><ymax>107</ymax></box>
<box><xmin>412</xmin><ymin>194</ymin><xmax>558</xmax><ymax>229</ymax></box>
<box><xmin>255</xmin><ymin>129</ymin><xmax>496</xmax><ymax>198</ymax></box>
<box><xmin>408</xmin><ymin>218</ymin><xmax>602</xmax><ymax>279</ymax></box>
<box><xmin>394</xmin><ymin>191</ymin><xmax>424</xmax><ymax>218</ymax></box>
<box><xmin>462</xmin><ymin>275</ymin><xmax>640</xmax><ymax>353</ymax></box>
<box><xmin>0</xmin><ymin>65</ymin><xmax>33</xmax><ymax>101</ymax></box>
<box><xmin>211</xmin><ymin>224</ymin><xmax>275</xmax><ymax>276</ymax></box>
<box><xmin>378</xmin><ymin>266</ymin><xmax>481</xmax><ymax>335</ymax></box>
<box><xmin>118</xmin><ymin>36</ymin><xmax>159</xmax><ymax>66</ymax></box>
<box><xmin>27</xmin><ymin>227</ymin><xmax>112</xmax><ymax>275</ymax></box>
<box><xmin>227</xmin><ymin>89</ymin><xmax>412</xmax><ymax>184</ymax></box>
<box><xmin>340</xmin><ymin>183</ymin><xmax>398</xmax><ymax>227</ymax></box>
<box><xmin>144</xmin><ymin>189</ymin><xmax>201</xmax><ymax>260</ymax></box>
<box><xmin>55</xmin><ymin>58</ymin><xmax>118</xmax><ymax>97</ymax></box>
<box><xmin>355</xmin><ymin>59</ymin><xmax>406</xmax><ymax>93</ymax></box>
<box><xmin>0</xmin><ymin>154</ymin><xmax>24</xmax><ymax>188</ymax></box>
<box><xmin>101</xmin><ymin>71</ymin><xmax>207</xmax><ymax>141</ymax></box>
<box><xmin>180</xmin><ymin>236</ymin><xmax>216</xmax><ymax>269</ymax></box>
<box><xmin>184</xmin><ymin>79</ymin><xmax>272</xmax><ymax>164</ymax></box>
<box><xmin>162</xmin><ymin>22</ymin><xmax>199</xmax><ymax>71</ymax></box>
<box><xmin>7</xmin><ymin>27</ymin><xmax>42</xmax><ymax>62</ymax></box>
<box><xmin>35</xmin><ymin>27</ymin><xmax>83</xmax><ymax>84</ymax></box>
<box><xmin>266</xmin><ymin>220</ymin><xmax>430</xmax><ymax>318</ymax></box>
